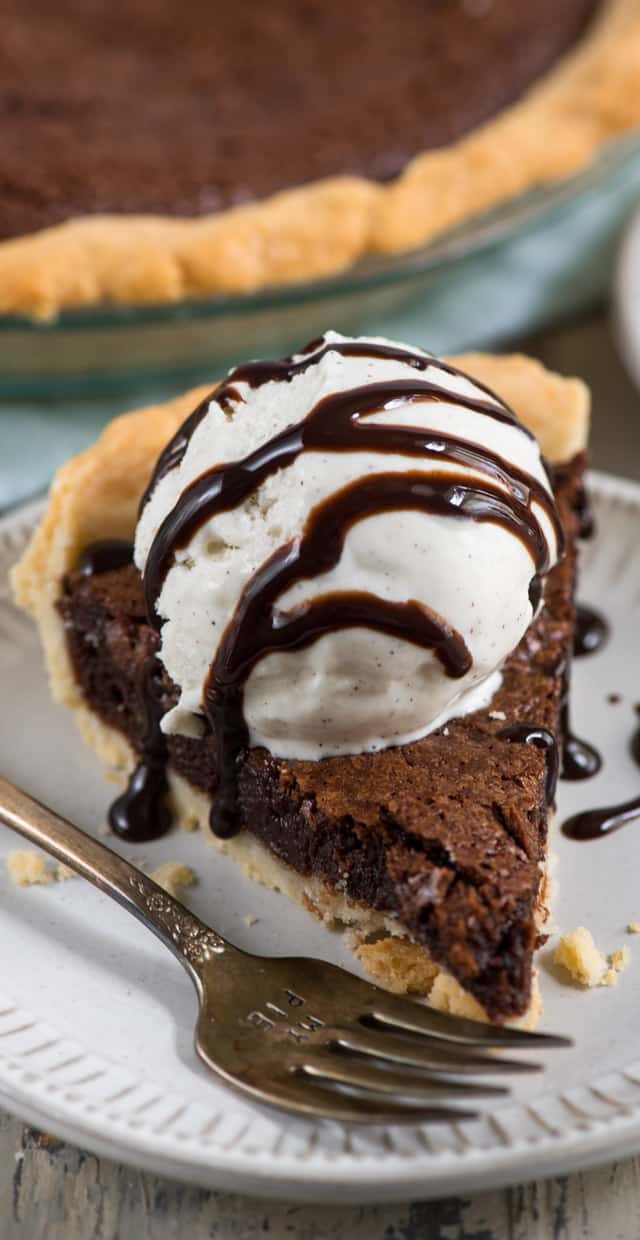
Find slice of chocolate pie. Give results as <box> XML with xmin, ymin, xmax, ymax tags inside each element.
<box><xmin>12</xmin><ymin>337</ymin><xmax>589</xmax><ymax>1025</ymax></box>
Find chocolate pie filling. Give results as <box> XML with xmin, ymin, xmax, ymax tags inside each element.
<box><xmin>1</xmin><ymin>0</ymin><xmax>599</xmax><ymax>241</ymax></box>
<box><xmin>58</xmin><ymin>456</ymin><xmax>585</xmax><ymax>1021</ymax></box>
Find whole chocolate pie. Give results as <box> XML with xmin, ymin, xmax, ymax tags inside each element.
<box><xmin>13</xmin><ymin>337</ymin><xmax>590</xmax><ymax>1025</ymax></box>
<box><xmin>1</xmin><ymin>0</ymin><xmax>639</xmax><ymax>318</ymax></box>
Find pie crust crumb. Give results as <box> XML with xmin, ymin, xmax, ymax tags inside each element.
<box><xmin>56</xmin><ymin>863</ymin><xmax>77</xmax><ymax>881</ymax></box>
<box><xmin>6</xmin><ymin>852</ymin><xmax>80</xmax><ymax>885</ymax></box>
<box><xmin>610</xmin><ymin>946</ymin><xmax>630</xmax><ymax>972</ymax></box>
<box><xmin>6</xmin><ymin>850</ymin><xmax>53</xmax><ymax>887</ymax></box>
<box><xmin>554</xmin><ymin>928</ymin><xmax>630</xmax><ymax>988</ymax></box>
<box><xmin>148</xmin><ymin>862</ymin><xmax>195</xmax><ymax>899</ymax></box>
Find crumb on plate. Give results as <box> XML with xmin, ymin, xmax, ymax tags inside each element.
<box><xmin>242</xmin><ymin>914</ymin><xmax>258</xmax><ymax>927</ymax></box>
<box><xmin>56</xmin><ymin>863</ymin><xmax>77</xmax><ymax>882</ymax></box>
<box><xmin>149</xmin><ymin>862</ymin><xmax>195</xmax><ymax>898</ymax></box>
<box><xmin>554</xmin><ymin>928</ymin><xmax>630</xmax><ymax>989</ymax></box>
<box><xmin>6</xmin><ymin>850</ymin><xmax>53</xmax><ymax>887</ymax></box>
<box><xmin>610</xmin><ymin>946</ymin><xmax>630</xmax><ymax>972</ymax></box>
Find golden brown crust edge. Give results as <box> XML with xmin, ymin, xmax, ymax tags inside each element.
<box><xmin>1</xmin><ymin>0</ymin><xmax>639</xmax><ymax>320</ymax></box>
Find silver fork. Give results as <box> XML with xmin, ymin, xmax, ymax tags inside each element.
<box><xmin>0</xmin><ymin>776</ymin><xmax>570</xmax><ymax>1125</ymax></box>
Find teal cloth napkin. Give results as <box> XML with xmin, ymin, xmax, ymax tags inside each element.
<box><xmin>3</xmin><ymin>147</ymin><xmax>640</xmax><ymax>513</ymax></box>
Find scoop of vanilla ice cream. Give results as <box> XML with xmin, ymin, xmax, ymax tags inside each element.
<box><xmin>135</xmin><ymin>333</ymin><xmax>559</xmax><ymax>760</ymax></box>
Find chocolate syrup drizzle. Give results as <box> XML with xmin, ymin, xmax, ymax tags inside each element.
<box><xmin>562</xmin><ymin>714</ymin><xmax>640</xmax><ymax>841</ymax></box>
<box><xmin>75</xmin><ymin>540</ymin><xmax>174</xmax><ymax>842</ymax></box>
<box><xmin>139</xmin><ymin>386</ymin><xmax>241</xmax><ymax>513</ymax></box>
<box><xmin>558</xmin><ymin>599</ymin><xmax>640</xmax><ymax>842</ymax></box>
<box><xmin>495</xmin><ymin>603</ymin><xmax>607</xmax><ymax>808</ymax></box>
<box><xmin>556</xmin><ymin>602</ymin><xmax>607</xmax><ymax>783</ymax></box>
<box><xmin>135</xmin><ymin>337</ymin><xmax>561</xmax><ymax>840</ymax></box>
<box><xmin>139</xmin><ymin>337</ymin><xmax>535</xmax><ymax>510</ymax></box>
<box><xmin>498</xmin><ymin>724</ymin><xmax>559</xmax><ymax>803</ymax></box>
<box><xmin>143</xmin><ymin>378</ymin><xmax>561</xmax><ymax>625</ymax></box>
<box><xmin>108</xmin><ymin>656</ymin><xmax>173</xmax><ymax>843</ymax></box>
<box><xmin>562</xmin><ymin>797</ymin><xmax>640</xmax><ymax>841</ymax></box>
<box><xmin>559</xmin><ymin>670</ymin><xmax>602</xmax><ymax>782</ymax></box>
<box><xmin>77</xmin><ymin>539</ymin><xmax>134</xmax><ymax>577</ymax></box>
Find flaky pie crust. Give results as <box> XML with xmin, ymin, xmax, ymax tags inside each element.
<box><xmin>1</xmin><ymin>0</ymin><xmax>639</xmax><ymax>320</ymax></box>
<box><xmin>11</xmin><ymin>353</ymin><xmax>590</xmax><ymax>1023</ymax></box>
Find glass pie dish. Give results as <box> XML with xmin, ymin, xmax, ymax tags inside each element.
<box><xmin>1</xmin><ymin>133</ymin><xmax>640</xmax><ymax>399</ymax></box>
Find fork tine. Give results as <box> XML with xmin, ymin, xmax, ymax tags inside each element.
<box><xmin>326</xmin><ymin>1025</ymin><xmax>541</xmax><ymax>1075</ymax></box>
<box><xmin>296</xmin><ymin>1050</ymin><xmax>508</xmax><ymax>1100</ymax></box>
<box><xmin>365</xmin><ymin>995</ymin><xmax>571</xmax><ymax>1049</ymax></box>
<box><xmin>233</xmin><ymin>1071</ymin><xmax>480</xmax><ymax>1125</ymax></box>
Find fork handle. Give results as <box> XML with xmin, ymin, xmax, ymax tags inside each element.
<box><xmin>0</xmin><ymin>776</ymin><xmax>234</xmax><ymax>986</ymax></box>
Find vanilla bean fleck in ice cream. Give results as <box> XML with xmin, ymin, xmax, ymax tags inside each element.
<box><xmin>135</xmin><ymin>332</ymin><xmax>562</xmax><ymax>835</ymax></box>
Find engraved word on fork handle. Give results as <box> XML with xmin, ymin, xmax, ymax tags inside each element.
<box><xmin>0</xmin><ymin>775</ymin><xmax>236</xmax><ymax>984</ymax></box>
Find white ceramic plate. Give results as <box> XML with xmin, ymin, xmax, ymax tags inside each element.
<box><xmin>1</xmin><ymin>475</ymin><xmax>640</xmax><ymax>1204</ymax></box>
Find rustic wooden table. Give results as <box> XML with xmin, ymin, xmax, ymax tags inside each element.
<box><xmin>1</xmin><ymin>310</ymin><xmax>639</xmax><ymax>1240</ymax></box>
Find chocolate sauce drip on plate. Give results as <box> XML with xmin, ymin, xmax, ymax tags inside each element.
<box><xmin>560</xmin><ymin>729</ymin><xmax>602</xmax><ymax>780</ymax></box>
<box><xmin>556</xmin><ymin>657</ymin><xmax>602</xmax><ymax>782</ymax></box>
<box><xmin>562</xmin><ymin>720</ymin><xmax>640</xmax><ymax>841</ymax></box>
<box><xmin>107</xmin><ymin>656</ymin><xmax>172</xmax><ymax>843</ymax></box>
<box><xmin>77</xmin><ymin>539</ymin><xmax>133</xmax><ymax>576</ymax></box>
<box><xmin>498</xmin><ymin>724</ymin><xmax>559</xmax><ymax>803</ymax></box>
<box><xmin>562</xmin><ymin>797</ymin><xmax>640</xmax><ymax>841</ymax></box>
<box><xmin>573</xmin><ymin>603</ymin><xmax>609</xmax><ymax>657</ymax></box>
<box><xmin>559</xmin><ymin>599</ymin><xmax>608</xmax><ymax>784</ymax></box>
